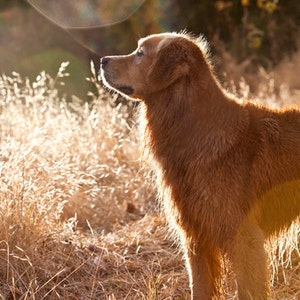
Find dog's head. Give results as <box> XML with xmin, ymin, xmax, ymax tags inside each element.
<box><xmin>100</xmin><ymin>32</ymin><xmax>211</xmax><ymax>100</ymax></box>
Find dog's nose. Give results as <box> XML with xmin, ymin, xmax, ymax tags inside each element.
<box><xmin>101</xmin><ymin>57</ymin><xmax>110</xmax><ymax>66</ymax></box>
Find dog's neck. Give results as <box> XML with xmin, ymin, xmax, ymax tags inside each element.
<box><xmin>140</xmin><ymin>75</ymin><xmax>248</xmax><ymax>166</ymax></box>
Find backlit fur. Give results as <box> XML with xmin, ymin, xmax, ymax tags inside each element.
<box><xmin>100</xmin><ymin>32</ymin><xmax>300</xmax><ymax>300</ymax></box>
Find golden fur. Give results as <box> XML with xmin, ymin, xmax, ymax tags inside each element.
<box><xmin>100</xmin><ymin>32</ymin><xmax>300</xmax><ymax>299</ymax></box>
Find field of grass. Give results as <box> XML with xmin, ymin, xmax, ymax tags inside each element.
<box><xmin>0</xmin><ymin>63</ymin><xmax>299</xmax><ymax>299</ymax></box>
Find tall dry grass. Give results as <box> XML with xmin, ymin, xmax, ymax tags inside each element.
<box><xmin>0</xmin><ymin>63</ymin><xmax>299</xmax><ymax>299</ymax></box>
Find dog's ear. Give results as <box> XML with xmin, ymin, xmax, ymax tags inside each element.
<box><xmin>147</xmin><ymin>40</ymin><xmax>190</xmax><ymax>92</ymax></box>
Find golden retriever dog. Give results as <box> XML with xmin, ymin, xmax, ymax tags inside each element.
<box><xmin>100</xmin><ymin>32</ymin><xmax>300</xmax><ymax>299</ymax></box>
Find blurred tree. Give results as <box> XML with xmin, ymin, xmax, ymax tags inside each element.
<box><xmin>175</xmin><ymin>0</ymin><xmax>300</xmax><ymax>69</ymax></box>
<box><xmin>0</xmin><ymin>0</ymin><xmax>27</xmax><ymax>8</ymax></box>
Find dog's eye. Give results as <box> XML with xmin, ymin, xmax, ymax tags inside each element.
<box><xmin>136</xmin><ymin>47</ymin><xmax>144</xmax><ymax>56</ymax></box>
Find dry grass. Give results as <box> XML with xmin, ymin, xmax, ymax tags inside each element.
<box><xmin>0</xmin><ymin>63</ymin><xmax>299</xmax><ymax>299</ymax></box>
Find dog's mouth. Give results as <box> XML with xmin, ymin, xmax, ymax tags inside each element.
<box><xmin>117</xmin><ymin>86</ymin><xmax>134</xmax><ymax>95</ymax></box>
<box><xmin>100</xmin><ymin>68</ymin><xmax>134</xmax><ymax>96</ymax></box>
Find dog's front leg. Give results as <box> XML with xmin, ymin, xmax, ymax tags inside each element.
<box><xmin>231</xmin><ymin>218</ymin><xmax>269</xmax><ymax>300</ymax></box>
<box><xmin>183</xmin><ymin>240</ymin><xmax>221</xmax><ymax>300</ymax></box>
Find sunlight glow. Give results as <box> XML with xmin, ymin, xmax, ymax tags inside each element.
<box><xmin>28</xmin><ymin>0</ymin><xmax>145</xmax><ymax>29</ymax></box>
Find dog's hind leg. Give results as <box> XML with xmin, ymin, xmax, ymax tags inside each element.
<box><xmin>231</xmin><ymin>218</ymin><xmax>269</xmax><ymax>300</ymax></box>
